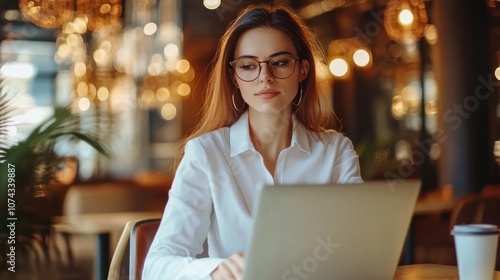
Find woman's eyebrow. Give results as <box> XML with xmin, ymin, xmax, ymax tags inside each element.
<box><xmin>234</xmin><ymin>51</ymin><xmax>295</xmax><ymax>60</ymax></box>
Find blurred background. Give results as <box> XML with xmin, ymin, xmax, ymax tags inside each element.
<box><xmin>1</xmin><ymin>0</ymin><xmax>500</xmax><ymax>189</ymax></box>
<box><xmin>1</xmin><ymin>0</ymin><xmax>500</xmax><ymax>279</ymax></box>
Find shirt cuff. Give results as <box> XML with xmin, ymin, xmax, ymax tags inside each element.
<box><xmin>189</xmin><ymin>257</ymin><xmax>226</xmax><ymax>279</ymax></box>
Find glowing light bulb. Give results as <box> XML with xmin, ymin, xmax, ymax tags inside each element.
<box><xmin>204</xmin><ymin>0</ymin><xmax>221</xmax><ymax>10</ymax></box>
<box><xmin>329</xmin><ymin>58</ymin><xmax>349</xmax><ymax>77</ymax></box>
<box><xmin>353</xmin><ymin>49</ymin><xmax>370</xmax><ymax>67</ymax></box>
<box><xmin>398</xmin><ymin>9</ymin><xmax>414</xmax><ymax>26</ymax></box>
<box><xmin>495</xmin><ymin>66</ymin><xmax>500</xmax><ymax>81</ymax></box>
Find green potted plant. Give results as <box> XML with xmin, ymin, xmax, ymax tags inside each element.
<box><xmin>0</xmin><ymin>92</ymin><xmax>109</xmax><ymax>272</ymax></box>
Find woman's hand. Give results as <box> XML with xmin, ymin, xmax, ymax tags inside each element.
<box><xmin>211</xmin><ymin>252</ymin><xmax>245</xmax><ymax>280</ymax></box>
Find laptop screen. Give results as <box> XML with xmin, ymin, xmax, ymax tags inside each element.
<box><xmin>243</xmin><ymin>180</ymin><xmax>421</xmax><ymax>280</ymax></box>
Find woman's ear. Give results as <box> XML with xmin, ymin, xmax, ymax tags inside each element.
<box><xmin>230</xmin><ymin>70</ymin><xmax>239</xmax><ymax>89</ymax></box>
<box><xmin>299</xmin><ymin>59</ymin><xmax>309</xmax><ymax>82</ymax></box>
<box><xmin>232</xmin><ymin>78</ymin><xmax>239</xmax><ymax>89</ymax></box>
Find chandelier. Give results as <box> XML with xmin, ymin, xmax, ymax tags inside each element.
<box><xmin>19</xmin><ymin>0</ymin><xmax>122</xmax><ymax>31</ymax></box>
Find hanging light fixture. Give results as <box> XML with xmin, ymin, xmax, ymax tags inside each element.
<box><xmin>19</xmin><ymin>0</ymin><xmax>75</xmax><ymax>29</ymax></box>
<box><xmin>19</xmin><ymin>0</ymin><xmax>122</xmax><ymax>31</ymax></box>
<box><xmin>384</xmin><ymin>0</ymin><xmax>428</xmax><ymax>44</ymax></box>
<box><xmin>327</xmin><ymin>38</ymin><xmax>372</xmax><ymax>79</ymax></box>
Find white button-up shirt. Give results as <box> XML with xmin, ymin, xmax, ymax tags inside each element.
<box><xmin>143</xmin><ymin>112</ymin><xmax>363</xmax><ymax>280</ymax></box>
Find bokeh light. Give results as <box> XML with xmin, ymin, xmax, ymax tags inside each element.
<box><xmin>144</xmin><ymin>22</ymin><xmax>157</xmax><ymax>35</ymax></box>
<box><xmin>203</xmin><ymin>0</ymin><xmax>221</xmax><ymax>10</ymax></box>
<box><xmin>353</xmin><ymin>49</ymin><xmax>370</xmax><ymax>67</ymax></box>
<box><xmin>398</xmin><ymin>9</ymin><xmax>414</xmax><ymax>26</ymax></box>
<box><xmin>164</xmin><ymin>44</ymin><xmax>179</xmax><ymax>58</ymax></box>
<box><xmin>78</xmin><ymin>97</ymin><xmax>91</xmax><ymax>111</ymax></box>
<box><xmin>161</xmin><ymin>103</ymin><xmax>177</xmax><ymax>120</ymax></box>
<box><xmin>329</xmin><ymin>58</ymin><xmax>349</xmax><ymax>77</ymax></box>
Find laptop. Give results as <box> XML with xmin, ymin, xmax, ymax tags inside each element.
<box><xmin>243</xmin><ymin>180</ymin><xmax>421</xmax><ymax>280</ymax></box>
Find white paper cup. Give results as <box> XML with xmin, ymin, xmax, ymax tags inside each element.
<box><xmin>451</xmin><ymin>224</ymin><xmax>499</xmax><ymax>280</ymax></box>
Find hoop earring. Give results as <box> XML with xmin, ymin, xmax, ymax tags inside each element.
<box><xmin>292</xmin><ymin>84</ymin><xmax>303</xmax><ymax>106</ymax></box>
<box><xmin>232</xmin><ymin>91</ymin><xmax>245</xmax><ymax>111</ymax></box>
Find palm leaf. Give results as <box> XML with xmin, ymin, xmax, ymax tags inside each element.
<box><xmin>1</xmin><ymin>104</ymin><xmax>110</xmax><ymax>209</ymax></box>
<box><xmin>52</xmin><ymin>132</ymin><xmax>109</xmax><ymax>155</ymax></box>
<box><xmin>0</xmin><ymin>81</ymin><xmax>114</xmax><ymax>269</ymax></box>
<box><xmin>23</xmin><ymin>110</ymin><xmax>72</xmax><ymax>147</ymax></box>
<box><xmin>0</xmin><ymin>93</ymin><xmax>14</xmax><ymax>140</ymax></box>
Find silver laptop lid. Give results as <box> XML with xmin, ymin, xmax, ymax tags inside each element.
<box><xmin>243</xmin><ymin>180</ymin><xmax>421</xmax><ymax>280</ymax></box>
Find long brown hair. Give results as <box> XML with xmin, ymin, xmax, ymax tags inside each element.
<box><xmin>173</xmin><ymin>4</ymin><xmax>337</xmax><ymax>171</ymax></box>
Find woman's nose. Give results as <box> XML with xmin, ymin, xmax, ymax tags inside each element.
<box><xmin>258</xmin><ymin>62</ymin><xmax>274</xmax><ymax>82</ymax></box>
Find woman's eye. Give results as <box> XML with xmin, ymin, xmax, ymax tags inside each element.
<box><xmin>240</xmin><ymin>65</ymin><xmax>256</xmax><ymax>70</ymax></box>
<box><xmin>273</xmin><ymin>60</ymin><xmax>290</xmax><ymax>67</ymax></box>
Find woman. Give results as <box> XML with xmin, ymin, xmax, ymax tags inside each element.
<box><xmin>143</xmin><ymin>4</ymin><xmax>363</xmax><ymax>280</ymax></box>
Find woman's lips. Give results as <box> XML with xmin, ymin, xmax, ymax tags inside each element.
<box><xmin>256</xmin><ymin>90</ymin><xmax>279</xmax><ymax>99</ymax></box>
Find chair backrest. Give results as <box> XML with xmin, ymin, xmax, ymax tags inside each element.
<box><xmin>481</xmin><ymin>184</ymin><xmax>500</xmax><ymax>196</ymax></box>
<box><xmin>108</xmin><ymin>221</ymin><xmax>134</xmax><ymax>280</ymax></box>
<box><xmin>129</xmin><ymin>218</ymin><xmax>162</xmax><ymax>280</ymax></box>
<box><xmin>450</xmin><ymin>194</ymin><xmax>500</xmax><ymax>228</ymax></box>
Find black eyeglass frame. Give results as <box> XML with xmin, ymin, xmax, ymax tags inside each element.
<box><xmin>229</xmin><ymin>55</ymin><xmax>300</xmax><ymax>82</ymax></box>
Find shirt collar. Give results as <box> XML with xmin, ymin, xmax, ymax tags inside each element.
<box><xmin>230</xmin><ymin>111</ymin><xmax>313</xmax><ymax>157</ymax></box>
<box><xmin>230</xmin><ymin>111</ymin><xmax>255</xmax><ymax>157</ymax></box>
<box><xmin>291</xmin><ymin>117</ymin><xmax>312</xmax><ymax>155</ymax></box>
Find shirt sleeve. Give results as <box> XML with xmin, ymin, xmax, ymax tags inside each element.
<box><xmin>332</xmin><ymin>136</ymin><xmax>364</xmax><ymax>184</ymax></box>
<box><xmin>142</xmin><ymin>140</ymin><xmax>225</xmax><ymax>280</ymax></box>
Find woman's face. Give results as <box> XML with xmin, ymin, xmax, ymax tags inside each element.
<box><xmin>232</xmin><ymin>27</ymin><xmax>309</xmax><ymax>114</ymax></box>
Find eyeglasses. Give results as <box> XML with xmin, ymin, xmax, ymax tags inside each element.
<box><xmin>229</xmin><ymin>54</ymin><xmax>299</xmax><ymax>82</ymax></box>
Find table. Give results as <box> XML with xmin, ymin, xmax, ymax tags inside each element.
<box><xmin>53</xmin><ymin>211</ymin><xmax>163</xmax><ymax>280</ymax></box>
<box><xmin>413</xmin><ymin>197</ymin><xmax>456</xmax><ymax>215</ymax></box>
<box><xmin>51</xmin><ymin>199</ymin><xmax>457</xmax><ymax>279</ymax></box>
<box><xmin>394</xmin><ymin>264</ymin><xmax>500</xmax><ymax>279</ymax></box>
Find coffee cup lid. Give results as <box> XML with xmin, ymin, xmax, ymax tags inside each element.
<box><xmin>451</xmin><ymin>224</ymin><xmax>500</xmax><ymax>235</ymax></box>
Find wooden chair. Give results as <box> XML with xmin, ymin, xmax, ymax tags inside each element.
<box><xmin>449</xmin><ymin>194</ymin><xmax>500</xmax><ymax>228</ymax></box>
<box><xmin>129</xmin><ymin>219</ymin><xmax>162</xmax><ymax>280</ymax></box>
<box><xmin>449</xmin><ymin>194</ymin><xmax>500</xmax><ymax>269</ymax></box>
<box><xmin>108</xmin><ymin>221</ymin><xmax>134</xmax><ymax>280</ymax></box>
<box><xmin>108</xmin><ymin>218</ymin><xmax>161</xmax><ymax>280</ymax></box>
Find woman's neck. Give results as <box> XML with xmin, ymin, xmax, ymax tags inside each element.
<box><xmin>248</xmin><ymin>109</ymin><xmax>293</xmax><ymax>174</ymax></box>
